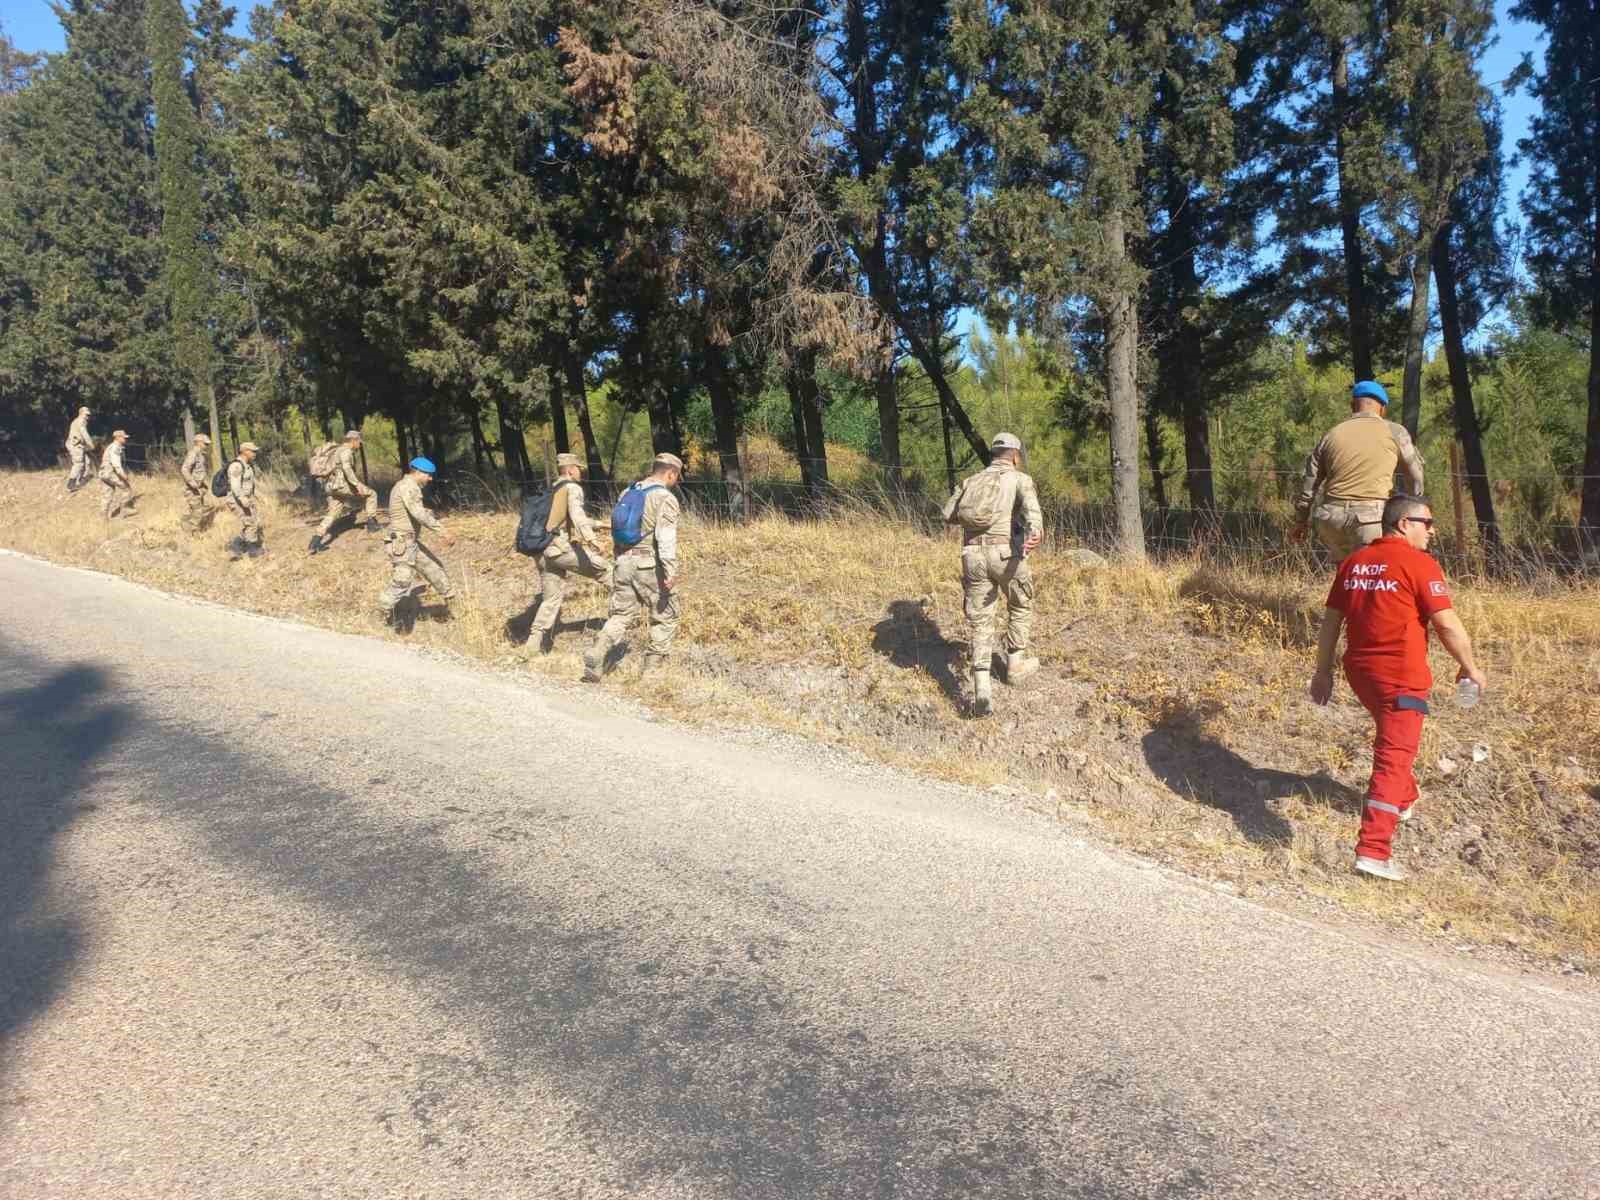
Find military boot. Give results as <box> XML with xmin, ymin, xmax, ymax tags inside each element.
<box><xmin>244</xmin><ymin>543</ymin><xmax>266</xmax><ymax>559</ymax></box>
<box><xmin>972</xmin><ymin>668</ymin><xmax>993</xmax><ymax>717</ymax></box>
<box><xmin>307</xmin><ymin>534</ymin><xmax>325</xmax><ymax>555</ymax></box>
<box><xmin>364</xmin><ymin>517</ymin><xmax>382</xmax><ymax>534</ymax></box>
<box><xmin>581</xmin><ymin>646</ymin><xmax>604</xmax><ymax>683</ymax></box>
<box><xmin>1005</xmin><ymin>652</ymin><xmax>1040</xmax><ymax>684</ymax></box>
<box><xmin>226</xmin><ymin>537</ymin><xmax>245</xmax><ymax>561</ymax></box>
<box><xmin>537</xmin><ymin>627</ymin><xmax>556</xmax><ymax>655</ymax></box>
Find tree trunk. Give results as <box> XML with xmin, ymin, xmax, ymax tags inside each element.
<box><xmin>548</xmin><ymin>365</ymin><xmax>571</xmax><ymax>455</ymax></box>
<box><xmin>705</xmin><ymin>341</ymin><xmax>749</xmax><ymax>521</ymax></box>
<box><xmin>874</xmin><ymin>343</ymin><xmax>902</xmax><ymax>490</ymax></box>
<box><xmin>1104</xmin><ymin>211</ymin><xmax>1146</xmax><ymax>560</ymax></box>
<box><xmin>467</xmin><ymin>403</ymin><xmax>492</xmax><ymax>475</ymax></box>
<box><xmin>795</xmin><ymin>351</ymin><xmax>828</xmax><ymax>496</ymax></box>
<box><xmin>493</xmin><ymin>396</ymin><xmax>527</xmax><ymax>485</ymax></box>
<box><xmin>563</xmin><ymin>348</ymin><xmax>608</xmax><ymax>490</ymax></box>
<box><xmin>1146</xmin><ymin>404</ymin><xmax>1169</xmax><ymax>512</ymax></box>
<box><xmin>182</xmin><ymin>409</ymin><xmax>195</xmax><ymax>449</ymax></box>
<box><xmin>396</xmin><ymin>422</ymin><xmax>410</xmax><ymax>470</ymax></box>
<box><xmin>1400</xmin><ymin>237</ymin><xmax>1433</xmax><ymax>436</ymax></box>
<box><xmin>203</xmin><ymin>376</ymin><xmax>222</xmax><ymax>471</ymax></box>
<box><xmin>1163</xmin><ymin>175</ymin><xmax>1215</xmax><ymax>512</ymax></box>
<box><xmin>1431</xmin><ymin>223</ymin><xmax>1500</xmax><ymax>549</ymax></box>
<box><xmin>898</xmin><ymin>317</ymin><xmax>989</xmax><ymax>465</ymax></box>
<box><xmin>1333</xmin><ymin>41</ymin><xmax>1375</xmax><ymax>382</ymax></box>
<box><xmin>1583</xmin><ymin>167</ymin><xmax>1600</xmax><ymax>553</ymax></box>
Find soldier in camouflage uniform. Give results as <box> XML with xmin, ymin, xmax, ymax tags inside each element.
<box><xmin>64</xmin><ymin>406</ymin><xmax>96</xmax><ymax>492</ymax></box>
<box><xmin>583</xmin><ymin>452</ymin><xmax>682</xmax><ymax>682</ymax></box>
<box><xmin>308</xmin><ymin>429</ymin><xmax>380</xmax><ymax>555</ymax></box>
<box><xmin>942</xmin><ymin>432</ymin><xmax>1044</xmax><ymax>717</ymax></box>
<box><xmin>531</xmin><ymin>452</ymin><xmax>611</xmax><ymax>653</ymax></box>
<box><xmin>378</xmin><ymin>456</ymin><xmax>456</xmax><ymax>624</ymax></box>
<box><xmin>98</xmin><ymin>429</ymin><xmax>133</xmax><ymax>519</ymax></box>
<box><xmin>179</xmin><ymin>433</ymin><xmax>213</xmax><ymax>533</ymax></box>
<box><xmin>1291</xmin><ymin>380</ymin><xmax>1425</xmax><ymax>561</ymax></box>
<box><xmin>226</xmin><ymin>442</ymin><xmax>265</xmax><ymax>559</ymax></box>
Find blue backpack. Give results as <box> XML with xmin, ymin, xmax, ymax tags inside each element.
<box><xmin>611</xmin><ymin>482</ymin><xmax>662</xmax><ymax>551</ymax></box>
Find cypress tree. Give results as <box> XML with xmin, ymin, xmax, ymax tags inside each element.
<box><xmin>148</xmin><ymin>0</ymin><xmax>222</xmax><ymax>465</ymax></box>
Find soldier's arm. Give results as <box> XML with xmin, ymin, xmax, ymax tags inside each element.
<box><xmin>1018</xmin><ymin>474</ymin><xmax>1044</xmax><ymax>545</ymax></box>
<box><xmin>341</xmin><ymin>449</ymin><xmax>367</xmax><ymax>493</ymax></box>
<box><xmin>408</xmin><ymin>489</ymin><xmax>444</xmax><ymax>534</ymax></box>
<box><xmin>1293</xmin><ymin>438</ymin><xmax>1326</xmax><ymax>523</ymax></box>
<box><xmin>941</xmin><ymin>483</ymin><xmax>962</xmax><ymax>525</ymax></box>
<box><xmin>568</xmin><ymin>484</ymin><xmax>604</xmax><ymax>552</ymax></box>
<box><xmin>227</xmin><ymin>461</ymin><xmax>243</xmax><ymax>500</ymax></box>
<box><xmin>653</xmin><ymin>492</ymin><xmax>680</xmax><ymax>581</ymax></box>
<box><xmin>1393</xmin><ymin>424</ymin><xmax>1424</xmax><ymax>495</ymax></box>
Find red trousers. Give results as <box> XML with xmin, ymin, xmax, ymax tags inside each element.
<box><xmin>1345</xmin><ymin>672</ymin><xmax>1426</xmax><ymax>861</ymax></box>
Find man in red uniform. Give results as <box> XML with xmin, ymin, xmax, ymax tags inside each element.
<box><xmin>1309</xmin><ymin>495</ymin><xmax>1487</xmax><ymax>881</ymax></box>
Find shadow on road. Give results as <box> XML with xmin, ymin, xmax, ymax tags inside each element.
<box><xmin>115</xmin><ymin>710</ymin><xmax>1230</xmax><ymax>1196</ymax></box>
<box><xmin>1141</xmin><ymin>714</ymin><xmax>1357</xmax><ymax>846</ymax></box>
<box><xmin>0</xmin><ymin>649</ymin><xmax>132</xmax><ymax>1056</ymax></box>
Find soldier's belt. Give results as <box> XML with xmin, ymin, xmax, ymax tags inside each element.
<box><xmin>622</xmin><ymin>544</ymin><xmax>656</xmax><ymax>557</ymax></box>
<box><xmin>964</xmin><ymin>534</ymin><xmax>1011</xmax><ymax>546</ymax></box>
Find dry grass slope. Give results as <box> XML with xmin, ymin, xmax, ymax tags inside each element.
<box><xmin>5</xmin><ymin>467</ymin><xmax>1598</xmax><ymax>967</ymax></box>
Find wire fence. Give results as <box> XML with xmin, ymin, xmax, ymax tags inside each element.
<box><xmin>9</xmin><ymin>440</ymin><xmax>1597</xmax><ymax>583</ymax></box>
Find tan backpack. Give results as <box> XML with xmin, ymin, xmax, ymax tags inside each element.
<box><xmin>307</xmin><ymin>442</ymin><xmax>340</xmax><ymax>480</ymax></box>
<box><xmin>953</xmin><ymin>468</ymin><xmax>1011</xmax><ymax>532</ymax></box>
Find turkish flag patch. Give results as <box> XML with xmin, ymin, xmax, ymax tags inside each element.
<box><xmin>1429</xmin><ymin>580</ymin><xmax>1448</xmax><ymax>597</ymax></box>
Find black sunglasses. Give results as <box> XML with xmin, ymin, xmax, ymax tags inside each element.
<box><xmin>1403</xmin><ymin>516</ymin><xmax>1435</xmax><ymax>528</ymax></box>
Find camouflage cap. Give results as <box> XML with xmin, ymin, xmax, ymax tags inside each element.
<box><xmin>344</xmin><ymin>429</ymin><xmax>362</xmax><ymax>441</ymax></box>
<box><xmin>195</xmin><ymin>433</ymin><xmax>211</xmax><ymax>444</ymax></box>
<box><xmin>112</xmin><ymin>429</ymin><xmax>129</xmax><ymax>439</ymax></box>
<box><xmin>79</xmin><ymin>406</ymin><xmax>92</xmax><ymax>416</ymax></box>
<box><xmin>652</xmin><ymin>452</ymin><xmax>685</xmax><ymax>472</ymax></box>
<box><xmin>238</xmin><ymin>441</ymin><xmax>260</xmax><ymax>452</ymax></box>
<box><xmin>556</xmin><ymin>452</ymin><xmax>583</xmax><ymax>469</ymax></box>
<box><xmin>990</xmin><ymin>431</ymin><xmax>1023</xmax><ymax>452</ymax></box>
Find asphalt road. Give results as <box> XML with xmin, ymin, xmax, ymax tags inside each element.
<box><xmin>1</xmin><ymin>550</ymin><xmax>1596</xmax><ymax>1199</ymax></box>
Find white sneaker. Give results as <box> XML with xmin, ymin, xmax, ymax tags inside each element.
<box><xmin>1354</xmin><ymin>856</ymin><xmax>1407</xmax><ymax>882</ymax></box>
<box><xmin>1400</xmin><ymin>788</ymin><xmax>1421</xmax><ymax>823</ymax></box>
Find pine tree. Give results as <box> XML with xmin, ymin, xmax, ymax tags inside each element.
<box><xmin>0</xmin><ymin>0</ymin><xmax>174</xmax><ymax>455</ymax></box>
<box><xmin>1513</xmin><ymin>0</ymin><xmax>1600</xmax><ymax>551</ymax></box>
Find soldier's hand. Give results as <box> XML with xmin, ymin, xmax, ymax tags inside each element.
<box><xmin>662</xmin><ymin>574</ymin><xmax>678</xmax><ymax>592</ymax></box>
<box><xmin>1288</xmin><ymin>521</ymin><xmax>1309</xmax><ymax>544</ymax></box>
<box><xmin>1309</xmin><ymin>667</ymin><xmax>1334</xmax><ymax>706</ymax></box>
<box><xmin>1023</xmin><ymin>532</ymin><xmax>1042</xmax><ymax>555</ymax></box>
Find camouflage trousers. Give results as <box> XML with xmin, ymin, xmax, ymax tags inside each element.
<box><xmin>533</xmin><ymin>543</ymin><xmax>610</xmax><ymax>635</ymax></box>
<box><xmin>1312</xmin><ymin>500</ymin><xmax>1385</xmax><ymax>561</ymax></box>
<box><xmin>228</xmin><ymin>498</ymin><xmax>261</xmax><ymax>546</ymax></box>
<box><xmin>183</xmin><ymin>486</ymin><xmax>214</xmax><ymax>532</ymax></box>
<box><xmin>100</xmin><ymin>477</ymin><xmax>131</xmax><ymax>519</ymax></box>
<box><xmin>316</xmin><ymin>487</ymin><xmax>378</xmax><ymax>537</ymax></box>
<box><xmin>590</xmin><ymin>551</ymin><xmax>678</xmax><ymax>660</ymax></box>
<box><xmin>961</xmin><ymin>543</ymin><xmax>1035</xmax><ymax>672</ymax></box>
<box><xmin>66</xmin><ymin>448</ymin><xmax>92</xmax><ymax>490</ymax></box>
<box><xmin>378</xmin><ymin>535</ymin><xmax>453</xmax><ymax>613</ymax></box>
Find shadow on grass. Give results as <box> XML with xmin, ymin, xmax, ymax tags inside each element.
<box><xmin>1176</xmin><ymin>567</ymin><xmax>1325</xmax><ymax>649</ymax></box>
<box><xmin>1141</xmin><ymin>713</ymin><xmax>1358</xmax><ymax>847</ymax></box>
<box><xmin>870</xmin><ymin>599</ymin><xmax>967</xmax><ymax>712</ymax></box>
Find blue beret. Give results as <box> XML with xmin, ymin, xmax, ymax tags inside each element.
<box><xmin>409</xmin><ymin>456</ymin><xmax>437</xmax><ymax>474</ymax></box>
<box><xmin>1351</xmin><ymin>380</ymin><xmax>1390</xmax><ymax>405</ymax></box>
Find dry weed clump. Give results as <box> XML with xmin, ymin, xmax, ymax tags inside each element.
<box><xmin>3</xmin><ymin>467</ymin><xmax>1598</xmax><ymax>967</ymax></box>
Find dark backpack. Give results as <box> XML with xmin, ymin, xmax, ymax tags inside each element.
<box><xmin>514</xmin><ymin>481</ymin><xmax>573</xmax><ymax>557</ymax></box>
<box><xmin>210</xmin><ymin>460</ymin><xmax>237</xmax><ymax>498</ymax></box>
<box><xmin>610</xmin><ymin>482</ymin><xmax>663</xmax><ymax>551</ymax></box>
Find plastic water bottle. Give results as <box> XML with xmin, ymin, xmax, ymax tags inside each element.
<box><xmin>1456</xmin><ymin>678</ymin><xmax>1481</xmax><ymax>709</ymax></box>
